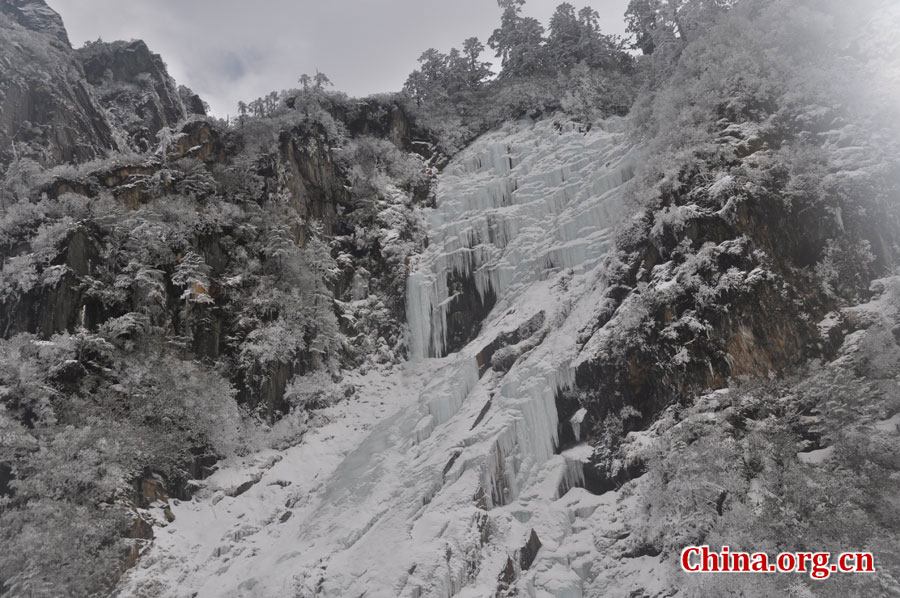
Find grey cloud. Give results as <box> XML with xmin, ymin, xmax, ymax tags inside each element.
<box><xmin>47</xmin><ymin>0</ymin><xmax>631</xmax><ymax>116</ymax></box>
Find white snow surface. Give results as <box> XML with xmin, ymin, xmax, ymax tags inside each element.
<box><xmin>117</xmin><ymin>118</ymin><xmax>660</xmax><ymax>598</ymax></box>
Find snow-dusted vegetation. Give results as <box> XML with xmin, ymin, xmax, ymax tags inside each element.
<box><xmin>0</xmin><ymin>25</ymin><xmax>431</xmax><ymax>593</ymax></box>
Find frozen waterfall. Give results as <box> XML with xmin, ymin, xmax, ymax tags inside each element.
<box><xmin>407</xmin><ymin>117</ymin><xmax>634</xmax><ymax>360</ymax></box>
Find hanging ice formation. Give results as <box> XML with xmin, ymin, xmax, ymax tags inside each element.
<box><xmin>387</xmin><ymin>116</ymin><xmax>639</xmax><ymax>596</ymax></box>
<box><xmin>407</xmin><ymin>117</ymin><xmax>635</xmax><ymax>361</ymax></box>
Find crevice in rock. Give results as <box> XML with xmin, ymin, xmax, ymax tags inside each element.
<box><xmin>444</xmin><ymin>270</ymin><xmax>497</xmax><ymax>355</ymax></box>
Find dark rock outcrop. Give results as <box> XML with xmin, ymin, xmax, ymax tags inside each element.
<box><xmin>345</xmin><ymin>99</ymin><xmax>413</xmax><ymax>151</ymax></box>
<box><xmin>495</xmin><ymin>529</ymin><xmax>543</xmax><ymax>596</ymax></box>
<box><xmin>169</xmin><ymin>119</ymin><xmax>228</xmax><ymax>164</ymax></box>
<box><xmin>275</xmin><ymin>123</ymin><xmax>353</xmax><ymax>236</ymax></box>
<box><xmin>572</xmin><ymin>113</ymin><xmax>900</xmax><ymax>466</ymax></box>
<box><xmin>498</xmin><ymin>556</ymin><xmax>516</xmax><ymax>589</ymax></box>
<box><xmin>0</xmin><ymin>463</ymin><xmax>13</xmax><ymax>498</ymax></box>
<box><xmin>76</xmin><ymin>39</ymin><xmax>189</xmax><ymax>153</ymax></box>
<box><xmin>444</xmin><ymin>270</ymin><xmax>497</xmax><ymax>355</ymax></box>
<box><xmin>293</xmin><ymin>95</ymin><xmax>417</xmax><ymax>153</ymax></box>
<box><xmin>0</xmin><ymin>266</ymin><xmax>82</xmax><ymax>338</ymax></box>
<box><xmin>519</xmin><ymin>529</ymin><xmax>542</xmax><ymax>571</ymax></box>
<box><xmin>0</xmin><ymin>0</ymin><xmax>68</xmax><ymax>45</ymax></box>
<box><xmin>476</xmin><ymin>311</ymin><xmax>546</xmax><ymax>376</ymax></box>
<box><xmin>0</xmin><ymin>0</ymin><xmax>117</xmax><ymax>169</ymax></box>
<box><xmin>0</xmin><ymin>223</ymin><xmax>102</xmax><ymax>336</ymax></box>
<box><xmin>236</xmin><ymin>358</ymin><xmax>303</xmax><ymax>424</ymax></box>
<box><xmin>178</xmin><ymin>85</ymin><xmax>207</xmax><ymax>117</ymax></box>
<box><xmin>0</xmin><ymin>225</ymin><xmax>102</xmax><ymax>338</ymax></box>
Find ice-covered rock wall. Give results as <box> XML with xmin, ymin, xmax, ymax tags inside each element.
<box><xmin>117</xmin><ymin>117</ymin><xmax>643</xmax><ymax>598</ymax></box>
<box><xmin>407</xmin><ymin>117</ymin><xmax>635</xmax><ymax>360</ymax></box>
<box><xmin>394</xmin><ymin>116</ymin><xmax>643</xmax><ymax>596</ymax></box>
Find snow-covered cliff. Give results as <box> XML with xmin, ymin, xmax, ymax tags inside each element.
<box><xmin>117</xmin><ymin>116</ymin><xmax>653</xmax><ymax>598</ymax></box>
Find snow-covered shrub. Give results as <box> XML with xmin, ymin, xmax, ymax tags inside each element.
<box><xmin>593</xmin><ymin>405</ymin><xmax>643</xmax><ymax>455</ymax></box>
<box><xmin>0</xmin><ymin>198</ymin><xmax>45</xmax><ymax>249</ymax></box>
<box><xmin>283</xmin><ymin>370</ymin><xmax>340</xmax><ymax>411</ymax></box>
<box><xmin>339</xmin><ymin>136</ymin><xmax>425</xmax><ymax>195</ymax></box>
<box><xmin>0</xmin><ymin>254</ymin><xmax>39</xmax><ymax>300</ymax></box>
<box><xmin>559</xmin><ymin>62</ymin><xmax>639</xmax><ymax>122</ymax></box>
<box><xmin>629</xmin><ymin>301</ymin><xmax>900</xmax><ymax>596</ymax></box>
<box><xmin>814</xmin><ymin>238</ymin><xmax>876</xmax><ymax>302</ymax></box>
<box><xmin>0</xmin><ymin>325</ymin><xmax>248</xmax><ymax>595</ymax></box>
<box><xmin>0</xmin><ymin>158</ymin><xmax>44</xmax><ymax>206</ymax></box>
<box><xmin>29</xmin><ymin>217</ymin><xmax>77</xmax><ymax>264</ymax></box>
<box><xmin>0</xmin><ymin>498</ymin><xmax>131</xmax><ymax>598</ymax></box>
<box><xmin>99</xmin><ymin>312</ymin><xmax>152</xmax><ymax>345</ymax></box>
<box><xmin>633</xmin><ymin>419</ymin><xmax>747</xmax><ymax>556</ymax></box>
<box><xmin>237</xmin><ymin>320</ymin><xmax>305</xmax><ymax>375</ymax></box>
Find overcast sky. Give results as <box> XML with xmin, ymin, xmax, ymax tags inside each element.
<box><xmin>47</xmin><ymin>0</ymin><xmax>631</xmax><ymax>117</ymax></box>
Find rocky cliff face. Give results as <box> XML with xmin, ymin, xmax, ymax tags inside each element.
<box><xmin>0</xmin><ymin>0</ymin><xmax>434</xmax><ymax>422</ymax></box>
<box><xmin>76</xmin><ymin>39</ymin><xmax>191</xmax><ymax>153</ymax></box>
<box><xmin>0</xmin><ymin>4</ymin><xmax>441</xmax><ymax>593</ymax></box>
<box><xmin>0</xmin><ymin>0</ymin><xmax>117</xmax><ymax>169</ymax></box>
<box><xmin>0</xmin><ymin>1</ymin><xmax>205</xmax><ymax>168</ymax></box>
<box><xmin>565</xmin><ymin>2</ymin><xmax>900</xmax><ymax>493</ymax></box>
<box><xmin>0</xmin><ymin>0</ymin><xmax>67</xmax><ymax>45</ymax></box>
<box><xmin>570</xmin><ymin>145</ymin><xmax>849</xmax><ymax>435</ymax></box>
<box><xmin>2</xmin><ymin>99</ymin><xmax>426</xmax><ymax>414</ymax></box>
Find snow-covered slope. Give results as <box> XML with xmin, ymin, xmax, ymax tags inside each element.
<box><xmin>118</xmin><ymin>117</ymin><xmax>661</xmax><ymax>598</ymax></box>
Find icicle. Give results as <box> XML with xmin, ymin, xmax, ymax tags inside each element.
<box><xmin>570</xmin><ymin>409</ymin><xmax>587</xmax><ymax>443</ymax></box>
<box><xmin>477</xmin><ymin>362</ymin><xmax>578</xmax><ymax>508</ymax></box>
<box><xmin>406</xmin><ymin>119</ymin><xmax>635</xmax><ymax>359</ymax></box>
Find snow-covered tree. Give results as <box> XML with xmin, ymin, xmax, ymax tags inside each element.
<box><xmin>404</xmin><ymin>49</ymin><xmax>450</xmax><ymax>105</ymax></box>
<box><xmin>461</xmin><ymin>37</ymin><xmax>493</xmax><ymax>89</ymax></box>
<box><xmin>625</xmin><ymin>0</ymin><xmax>733</xmax><ymax>54</ymax></box>
<box><xmin>237</xmin><ymin>100</ymin><xmax>249</xmax><ymax>127</ymax></box>
<box><xmin>314</xmin><ymin>70</ymin><xmax>333</xmax><ymax>89</ymax></box>
<box><xmin>488</xmin><ymin>0</ymin><xmax>547</xmax><ymax>77</ymax></box>
<box><xmin>547</xmin><ymin>3</ymin><xmax>581</xmax><ymax>68</ymax></box>
<box><xmin>172</xmin><ymin>250</ymin><xmax>213</xmax><ymax>339</ymax></box>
